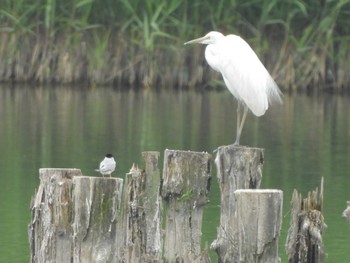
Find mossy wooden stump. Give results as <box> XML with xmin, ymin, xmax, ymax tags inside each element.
<box><xmin>121</xmin><ymin>151</ymin><xmax>163</xmax><ymax>262</ymax></box>
<box><xmin>285</xmin><ymin>178</ymin><xmax>327</xmax><ymax>263</ymax></box>
<box><xmin>162</xmin><ymin>149</ymin><xmax>212</xmax><ymax>263</ymax></box>
<box><xmin>28</xmin><ymin>168</ymin><xmax>124</xmax><ymax>263</ymax></box>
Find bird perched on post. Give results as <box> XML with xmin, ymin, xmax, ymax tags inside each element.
<box><xmin>95</xmin><ymin>153</ymin><xmax>116</xmax><ymax>177</ymax></box>
<box><xmin>184</xmin><ymin>31</ymin><xmax>282</xmax><ymax>145</ymax></box>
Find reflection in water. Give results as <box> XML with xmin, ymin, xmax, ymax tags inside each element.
<box><xmin>0</xmin><ymin>85</ymin><xmax>349</xmax><ymax>262</ymax></box>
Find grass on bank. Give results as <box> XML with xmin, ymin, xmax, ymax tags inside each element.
<box><xmin>0</xmin><ymin>0</ymin><xmax>349</xmax><ymax>90</ymax></box>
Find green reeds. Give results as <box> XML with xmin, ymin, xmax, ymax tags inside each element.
<box><xmin>0</xmin><ymin>0</ymin><xmax>349</xmax><ymax>90</ymax></box>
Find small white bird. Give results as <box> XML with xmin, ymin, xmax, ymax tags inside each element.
<box><xmin>95</xmin><ymin>153</ymin><xmax>116</xmax><ymax>177</ymax></box>
<box><xmin>185</xmin><ymin>31</ymin><xmax>282</xmax><ymax>145</ymax></box>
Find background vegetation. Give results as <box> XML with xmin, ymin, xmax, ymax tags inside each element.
<box><xmin>0</xmin><ymin>0</ymin><xmax>349</xmax><ymax>90</ymax></box>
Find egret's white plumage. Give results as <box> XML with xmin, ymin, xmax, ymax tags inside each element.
<box><xmin>95</xmin><ymin>153</ymin><xmax>116</xmax><ymax>177</ymax></box>
<box><xmin>184</xmin><ymin>31</ymin><xmax>282</xmax><ymax>144</ymax></box>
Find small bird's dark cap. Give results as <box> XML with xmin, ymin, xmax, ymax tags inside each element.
<box><xmin>105</xmin><ymin>153</ymin><xmax>114</xmax><ymax>158</ymax></box>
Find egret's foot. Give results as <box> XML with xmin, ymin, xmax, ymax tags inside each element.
<box><xmin>233</xmin><ymin>138</ymin><xmax>240</xmax><ymax>145</ymax></box>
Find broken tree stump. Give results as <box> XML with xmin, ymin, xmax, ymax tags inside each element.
<box><xmin>235</xmin><ymin>190</ymin><xmax>283</xmax><ymax>263</ymax></box>
<box><xmin>121</xmin><ymin>151</ymin><xmax>163</xmax><ymax>263</ymax></box>
<box><xmin>211</xmin><ymin>145</ymin><xmax>264</xmax><ymax>262</ymax></box>
<box><xmin>29</xmin><ymin>168</ymin><xmax>81</xmax><ymax>263</ymax></box>
<box><xmin>161</xmin><ymin>149</ymin><xmax>211</xmax><ymax>263</ymax></box>
<box><xmin>285</xmin><ymin>177</ymin><xmax>327</xmax><ymax>263</ymax></box>
<box><xmin>28</xmin><ymin>168</ymin><xmax>124</xmax><ymax>263</ymax></box>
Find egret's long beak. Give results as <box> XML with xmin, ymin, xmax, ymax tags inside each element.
<box><xmin>184</xmin><ymin>35</ymin><xmax>208</xmax><ymax>45</ymax></box>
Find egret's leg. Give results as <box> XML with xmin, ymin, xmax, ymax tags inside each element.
<box><xmin>235</xmin><ymin>105</ymin><xmax>248</xmax><ymax>145</ymax></box>
<box><xmin>236</xmin><ymin>103</ymin><xmax>241</xmax><ymax>141</ymax></box>
<box><xmin>234</xmin><ymin>104</ymin><xmax>241</xmax><ymax>145</ymax></box>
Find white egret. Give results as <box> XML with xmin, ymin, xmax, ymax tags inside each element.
<box><xmin>184</xmin><ymin>31</ymin><xmax>282</xmax><ymax>145</ymax></box>
<box><xmin>95</xmin><ymin>153</ymin><xmax>116</xmax><ymax>177</ymax></box>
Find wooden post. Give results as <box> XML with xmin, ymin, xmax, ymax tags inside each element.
<box><xmin>285</xmin><ymin>177</ymin><xmax>327</xmax><ymax>263</ymax></box>
<box><xmin>142</xmin><ymin>151</ymin><xmax>163</xmax><ymax>260</ymax></box>
<box><xmin>211</xmin><ymin>145</ymin><xmax>264</xmax><ymax>262</ymax></box>
<box><xmin>71</xmin><ymin>176</ymin><xmax>124</xmax><ymax>262</ymax></box>
<box><xmin>28</xmin><ymin>168</ymin><xmax>124</xmax><ymax>263</ymax></box>
<box><xmin>235</xmin><ymin>189</ymin><xmax>283</xmax><ymax>263</ymax></box>
<box><xmin>29</xmin><ymin>168</ymin><xmax>82</xmax><ymax>263</ymax></box>
<box><xmin>121</xmin><ymin>151</ymin><xmax>163</xmax><ymax>263</ymax></box>
<box><xmin>161</xmin><ymin>149</ymin><xmax>211</xmax><ymax>263</ymax></box>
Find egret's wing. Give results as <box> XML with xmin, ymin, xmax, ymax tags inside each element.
<box><xmin>218</xmin><ymin>35</ymin><xmax>281</xmax><ymax>116</ymax></box>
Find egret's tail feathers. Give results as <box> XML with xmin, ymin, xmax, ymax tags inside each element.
<box><xmin>267</xmin><ymin>78</ymin><xmax>283</xmax><ymax>105</ymax></box>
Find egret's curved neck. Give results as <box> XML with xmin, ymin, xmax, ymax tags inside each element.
<box><xmin>205</xmin><ymin>45</ymin><xmax>221</xmax><ymax>72</ymax></box>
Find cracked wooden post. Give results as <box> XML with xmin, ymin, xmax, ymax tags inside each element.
<box><xmin>142</xmin><ymin>151</ymin><xmax>163</xmax><ymax>260</ymax></box>
<box><xmin>72</xmin><ymin>175</ymin><xmax>124</xmax><ymax>262</ymax></box>
<box><xmin>121</xmin><ymin>151</ymin><xmax>163</xmax><ymax>263</ymax></box>
<box><xmin>235</xmin><ymin>189</ymin><xmax>283</xmax><ymax>262</ymax></box>
<box><xmin>210</xmin><ymin>145</ymin><xmax>264</xmax><ymax>262</ymax></box>
<box><xmin>28</xmin><ymin>168</ymin><xmax>124</xmax><ymax>263</ymax></box>
<box><xmin>162</xmin><ymin>149</ymin><xmax>212</xmax><ymax>263</ymax></box>
<box><xmin>285</xmin><ymin>177</ymin><xmax>327</xmax><ymax>263</ymax></box>
<box><xmin>29</xmin><ymin>169</ymin><xmax>81</xmax><ymax>263</ymax></box>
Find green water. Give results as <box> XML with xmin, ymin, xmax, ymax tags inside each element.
<box><xmin>0</xmin><ymin>85</ymin><xmax>349</xmax><ymax>262</ymax></box>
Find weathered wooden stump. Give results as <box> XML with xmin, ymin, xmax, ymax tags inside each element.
<box><xmin>121</xmin><ymin>151</ymin><xmax>163</xmax><ymax>263</ymax></box>
<box><xmin>235</xmin><ymin>189</ymin><xmax>283</xmax><ymax>263</ymax></box>
<box><xmin>211</xmin><ymin>144</ymin><xmax>264</xmax><ymax>262</ymax></box>
<box><xmin>161</xmin><ymin>149</ymin><xmax>212</xmax><ymax>263</ymax></box>
<box><xmin>142</xmin><ymin>151</ymin><xmax>163</xmax><ymax>260</ymax></box>
<box><xmin>72</xmin><ymin>175</ymin><xmax>124</xmax><ymax>262</ymax></box>
<box><xmin>29</xmin><ymin>168</ymin><xmax>82</xmax><ymax>263</ymax></box>
<box><xmin>28</xmin><ymin>168</ymin><xmax>124</xmax><ymax>263</ymax></box>
<box><xmin>285</xmin><ymin>177</ymin><xmax>327</xmax><ymax>263</ymax></box>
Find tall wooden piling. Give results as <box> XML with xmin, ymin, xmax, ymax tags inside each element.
<box><xmin>285</xmin><ymin>177</ymin><xmax>326</xmax><ymax>263</ymax></box>
<box><xmin>211</xmin><ymin>145</ymin><xmax>264</xmax><ymax>262</ymax></box>
<box><xmin>142</xmin><ymin>151</ymin><xmax>163</xmax><ymax>260</ymax></box>
<box><xmin>121</xmin><ymin>151</ymin><xmax>163</xmax><ymax>262</ymax></box>
<box><xmin>161</xmin><ymin>149</ymin><xmax>211</xmax><ymax>263</ymax></box>
<box><xmin>28</xmin><ymin>168</ymin><xmax>124</xmax><ymax>263</ymax></box>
